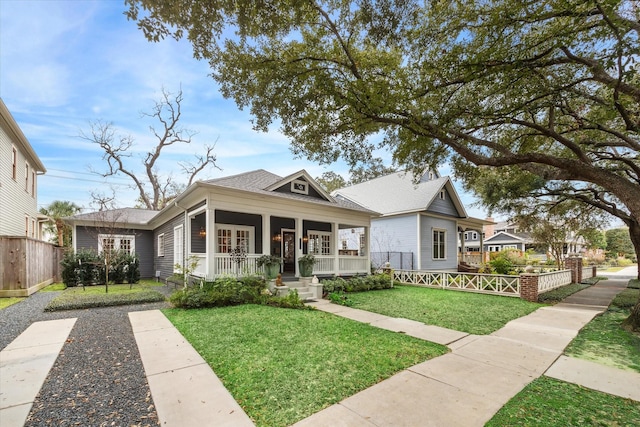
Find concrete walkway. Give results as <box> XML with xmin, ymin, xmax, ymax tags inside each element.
<box><xmin>293</xmin><ymin>279</ymin><xmax>634</xmax><ymax>426</ymax></box>
<box><xmin>0</xmin><ymin>318</ymin><xmax>77</xmax><ymax>427</ymax></box>
<box><xmin>0</xmin><ymin>277</ymin><xmax>635</xmax><ymax>426</ymax></box>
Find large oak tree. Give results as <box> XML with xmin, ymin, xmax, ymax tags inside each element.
<box><xmin>125</xmin><ymin>0</ymin><xmax>640</xmax><ymax>327</ymax></box>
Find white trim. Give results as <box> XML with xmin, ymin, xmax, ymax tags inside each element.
<box><xmin>291</xmin><ymin>179</ymin><xmax>309</xmax><ymax>195</ymax></box>
<box><xmin>174</xmin><ymin>225</ymin><xmax>184</xmax><ymax>272</ymax></box>
<box><xmin>157</xmin><ymin>233</ymin><xmax>165</xmax><ymax>257</ymax></box>
<box><xmin>98</xmin><ymin>234</ymin><xmax>135</xmax><ymax>255</ymax></box>
<box><xmin>432</xmin><ymin>228</ymin><xmax>446</xmax><ymax>260</ymax></box>
<box><xmin>308</xmin><ymin>230</ymin><xmax>332</xmax><ymax>255</ymax></box>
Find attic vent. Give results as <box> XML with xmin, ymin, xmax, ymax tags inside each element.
<box><xmin>291</xmin><ymin>179</ymin><xmax>309</xmax><ymax>195</ymax></box>
<box><xmin>439</xmin><ymin>190</ymin><xmax>446</xmax><ymax>200</ymax></box>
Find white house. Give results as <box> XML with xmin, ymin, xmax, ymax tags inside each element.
<box><xmin>0</xmin><ymin>98</ymin><xmax>47</xmax><ymax>239</ymax></box>
<box><xmin>333</xmin><ymin>170</ymin><xmax>490</xmax><ymax>271</ymax></box>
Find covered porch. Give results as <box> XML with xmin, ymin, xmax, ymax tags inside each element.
<box><xmin>187</xmin><ymin>207</ymin><xmax>371</xmax><ymax>279</ymax></box>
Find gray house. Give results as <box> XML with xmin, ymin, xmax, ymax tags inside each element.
<box><xmin>333</xmin><ymin>170</ymin><xmax>490</xmax><ymax>271</ymax></box>
<box><xmin>68</xmin><ymin>169</ymin><xmax>376</xmax><ymax>280</ymax></box>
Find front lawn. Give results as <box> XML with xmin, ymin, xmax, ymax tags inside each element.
<box><xmin>343</xmin><ymin>285</ymin><xmax>545</xmax><ymax>334</ymax></box>
<box><xmin>163</xmin><ymin>304</ymin><xmax>448</xmax><ymax>427</ymax></box>
<box><xmin>486</xmin><ymin>376</ymin><xmax>640</xmax><ymax>426</ymax></box>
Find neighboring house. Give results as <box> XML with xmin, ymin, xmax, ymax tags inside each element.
<box><xmin>333</xmin><ymin>170</ymin><xmax>490</xmax><ymax>271</ymax></box>
<box><xmin>0</xmin><ymin>98</ymin><xmax>47</xmax><ymax>239</ymax></box>
<box><xmin>68</xmin><ymin>169</ymin><xmax>376</xmax><ymax>280</ymax></box>
<box><xmin>1</xmin><ymin>99</ymin><xmax>62</xmax><ymax>297</ymax></box>
<box><xmin>480</xmin><ymin>221</ymin><xmax>585</xmax><ymax>260</ymax></box>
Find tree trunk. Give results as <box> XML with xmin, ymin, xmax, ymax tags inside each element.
<box><xmin>622</xmin><ymin>219</ymin><xmax>640</xmax><ymax>331</ymax></box>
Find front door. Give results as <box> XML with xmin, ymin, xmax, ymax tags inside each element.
<box><xmin>282</xmin><ymin>231</ymin><xmax>296</xmax><ymax>274</ymax></box>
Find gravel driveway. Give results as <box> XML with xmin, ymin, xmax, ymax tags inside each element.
<box><xmin>1</xmin><ymin>290</ymin><xmax>171</xmax><ymax>426</ymax></box>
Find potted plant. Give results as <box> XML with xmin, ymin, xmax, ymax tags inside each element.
<box><xmin>298</xmin><ymin>253</ymin><xmax>316</xmax><ymax>278</ymax></box>
<box><xmin>256</xmin><ymin>254</ymin><xmax>282</xmax><ymax>280</ymax></box>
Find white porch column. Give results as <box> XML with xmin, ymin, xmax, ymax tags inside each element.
<box><xmin>416</xmin><ymin>214</ymin><xmax>422</xmax><ymax>270</ymax></box>
<box><xmin>208</xmin><ymin>207</ymin><xmax>215</xmax><ymax>278</ymax></box>
<box><xmin>333</xmin><ymin>222</ymin><xmax>340</xmax><ymax>274</ymax></box>
<box><xmin>296</xmin><ymin>216</ymin><xmax>304</xmax><ymax>276</ymax></box>
<box><xmin>262</xmin><ymin>214</ymin><xmax>270</xmax><ymax>255</ymax></box>
<box><xmin>479</xmin><ymin>228</ymin><xmax>485</xmax><ymax>264</ymax></box>
<box><xmin>460</xmin><ymin>227</ymin><xmax>466</xmax><ymax>264</ymax></box>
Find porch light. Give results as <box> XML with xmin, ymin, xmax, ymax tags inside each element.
<box><xmin>199</xmin><ymin>227</ymin><xmax>206</xmax><ymax>238</ymax></box>
<box><xmin>302</xmin><ymin>235</ymin><xmax>308</xmax><ymax>243</ymax></box>
<box><xmin>273</xmin><ymin>233</ymin><xmax>281</xmax><ymax>242</ymax></box>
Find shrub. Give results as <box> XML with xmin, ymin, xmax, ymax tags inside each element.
<box><xmin>45</xmin><ymin>289</ymin><xmax>165</xmax><ymax>311</ymax></box>
<box><xmin>611</xmin><ymin>289</ymin><xmax>640</xmax><ymax>310</ymax></box>
<box><xmin>169</xmin><ymin>276</ymin><xmax>267</xmax><ymax>308</ymax></box>
<box><xmin>60</xmin><ymin>250</ymin><xmax>140</xmax><ymax>286</ymax></box>
<box><xmin>489</xmin><ymin>253</ymin><xmax>515</xmax><ymax>275</ymax></box>
<box><xmin>264</xmin><ymin>289</ymin><xmax>311</xmax><ymax>309</ymax></box>
<box><xmin>328</xmin><ymin>291</ymin><xmax>354</xmax><ymax>307</ymax></box>
<box><xmin>321</xmin><ymin>274</ymin><xmax>393</xmax><ymax>295</ymax></box>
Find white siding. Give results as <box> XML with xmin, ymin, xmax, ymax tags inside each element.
<box><xmin>370</xmin><ymin>215</ymin><xmax>418</xmax><ymax>254</ymax></box>
<box><xmin>0</xmin><ymin>125</ymin><xmax>39</xmax><ymax>237</ymax></box>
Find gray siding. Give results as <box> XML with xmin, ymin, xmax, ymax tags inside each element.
<box><xmin>370</xmin><ymin>215</ymin><xmax>417</xmax><ymax>254</ymax></box>
<box><xmin>154</xmin><ymin>214</ymin><xmax>185</xmax><ymax>280</ymax></box>
<box><xmin>426</xmin><ymin>189</ymin><xmax>460</xmax><ymax>217</ymax></box>
<box><xmin>75</xmin><ymin>226</ymin><xmax>155</xmax><ymax>278</ymax></box>
<box><xmin>420</xmin><ymin>216</ymin><xmax>458</xmax><ymax>270</ymax></box>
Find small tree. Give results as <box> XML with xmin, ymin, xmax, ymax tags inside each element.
<box><xmin>40</xmin><ymin>200</ymin><xmax>82</xmax><ymax>247</ymax></box>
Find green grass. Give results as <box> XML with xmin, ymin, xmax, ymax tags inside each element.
<box><xmin>163</xmin><ymin>304</ymin><xmax>448</xmax><ymax>427</ymax></box>
<box><xmin>45</xmin><ymin>283</ymin><xmax>166</xmax><ymax>311</ymax></box>
<box><xmin>343</xmin><ymin>285</ymin><xmax>545</xmax><ymax>334</ymax></box>
<box><xmin>486</xmin><ymin>376</ymin><xmax>640</xmax><ymax>426</ymax></box>
<box><xmin>0</xmin><ymin>297</ymin><xmax>25</xmax><ymax>310</ymax></box>
<box><xmin>564</xmin><ymin>283</ymin><xmax>640</xmax><ymax>373</ymax></box>
<box><xmin>537</xmin><ymin>283</ymin><xmax>590</xmax><ymax>304</ymax></box>
<box><xmin>39</xmin><ymin>282</ymin><xmax>67</xmax><ymax>292</ymax></box>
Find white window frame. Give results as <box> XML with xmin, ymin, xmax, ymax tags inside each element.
<box><xmin>308</xmin><ymin>230</ymin><xmax>332</xmax><ymax>255</ymax></box>
<box><xmin>215</xmin><ymin>224</ymin><xmax>255</xmax><ymax>254</ymax></box>
<box><xmin>24</xmin><ymin>163</ymin><xmax>29</xmax><ymax>192</ymax></box>
<box><xmin>504</xmin><ymin>245</ymin><xmax>517</xmax><ymax>250</ymax></box>
<box><xmin>174</xmin><ymin>225</ymin><xmax>184</xmax><ymax>272</ymax></box>
<box><xmin>433</xmin><ymin>229</ymin><xmax>446</xmax><ymax>260</ymax></box>
<box><xmin>157</xmin><ymin>233</ymin><xmax>165</xmax><ymax>257</ymax></box>
<box><xmin>12</xmin><ymin>146</ymin><xmax>17</xmax><ymax>180</ymax></box>
<box><xmin>98</xmin><ymin>234</ymin><xmax>135</xmax><ymax>255</ymax></box>
<box><xmin>488</xmin><ymin>245</ymin><xmax>501</xmax><ymax>252</ymax></box>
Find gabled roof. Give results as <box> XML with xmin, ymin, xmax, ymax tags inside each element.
<box><xmin>0</xmin><ymin>98</ymin><xmax>46</xmax><ymax>172</ymax></box>
<box><xmin>484</xmin><ymin>231</ymin><xmax>532</xmax><ymax>243</ymax></box>
<box><xmin>333</xmin><ymin>170</ymin><xmax>467</xmax><ymax>217</ymax></box>
<box><xmin>198</xmin><ymin>169</ymin><xmax>372</xmax><ymax>214</ymax></box>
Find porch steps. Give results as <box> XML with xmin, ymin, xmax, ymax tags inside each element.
<box><xmin>282</xmin><ymin>281</ymin><xmax>315</xmax><ymax>301</ymax></box>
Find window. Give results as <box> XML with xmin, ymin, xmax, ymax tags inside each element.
<box><xmin>25</xmin><ymin>163</ymin><xmax>29</xmax><ymax>191</ymax></box>
<box><xmin>216</xmin><ymin>225</ymin><xmax>254</xmax><ymax>253</ymax></box>
<box><xmin>174</xmin><ymin>225</ymin><xmax>184</xmax><ymax>272</ymax></box>
<box><xmin>359</xmin><ymin>233</ymin><xmax>366</xmax><ymax>254</ymax></box>
<box><xmin>157</xmin><ymin>233</ymin><xmax>165</xmax><ymax>257</ymax></box>
<box><xmin>433</xmin><ymin>229</ymin><xmax>446</xmax><ymax>260</ymax></box>
<box><xmin>308</xmin><ymin>231</ymin><xmax>331</xmax><ymax>255</ymax></box>
<box><xmin>12</xmin><ymin>147</ymin><xmax>17</xmax><ymax>180</ymax></box>
<box><xmin>488</xmin><ymin>245</ymin><xmax>501</xmax><ymax>252</ymax></box>
<box><xmin>25</xmin><ymin>216</ymin><xmax>29</xmax><ymax>236</ymax></box>
<box><xmin>98</xmin><ymin>234</ymin><xmax>135</xmax><ymax>255</ymax></box>
<box><xmin>341</xmin><ymin>240</ymin><xmax>348</xmax><ymax>250</ymax></box>
<box><xmin>31</xmin><ymin>170</ymin><xmax>36</xmax><ymax>197</ymax></box>
<box><xmin>31</xmin><ymin>218</ymin><xmax>36</xmax><ymax>238</ymax></box>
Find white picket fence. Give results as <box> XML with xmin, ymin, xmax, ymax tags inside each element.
<box><xmin>393</xmin><ymin>268</ymin><xmax>575</xmax><ymax>298</ymax></box>
<box><xmin>393</xmin><ymin>270</ymin><xmax>520</xmax><ymax>296</ymax></box>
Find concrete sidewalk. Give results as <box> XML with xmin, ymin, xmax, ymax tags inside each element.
<box><xmin>293</xmin><ymin>279</ymin><xmax>633</xmax><ymax>426</ymax></box>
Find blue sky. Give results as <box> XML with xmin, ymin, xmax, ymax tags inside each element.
<box><xmin>1</xmin><ymin>0</ymin><xmax>488</xmax><ymax>218</ymax></box>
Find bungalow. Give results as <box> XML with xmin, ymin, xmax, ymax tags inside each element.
<box><xmin>68</xmin><ymin>170</ymin><xmax>376</xmax><ymax>280</ymax></box>
<box><xmin>332</xmin><ymin>170</ymin><xmax>491</xmax><ymax>270</ymax></box>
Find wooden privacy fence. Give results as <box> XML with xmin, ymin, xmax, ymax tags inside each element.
<box><xmin>0</xmin><ymin>237</ymin><xmax>64</xmax><ymax>297</ymax></box>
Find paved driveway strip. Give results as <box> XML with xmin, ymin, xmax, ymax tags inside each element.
<box><xmin>0</xmin><ymin>318</ymin><xmax>77</xmax><ymax>427</ymax></box>
<box><xmin>129</xmin><ymin>310</ymin><xmax>255</xmax><ymax>427</ymax></box>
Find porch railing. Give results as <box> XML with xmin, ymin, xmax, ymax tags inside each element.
<box><xmin>199</xmin><ymin>253</ymin><xmax>370</xmax><ymax>278</ymax></box>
